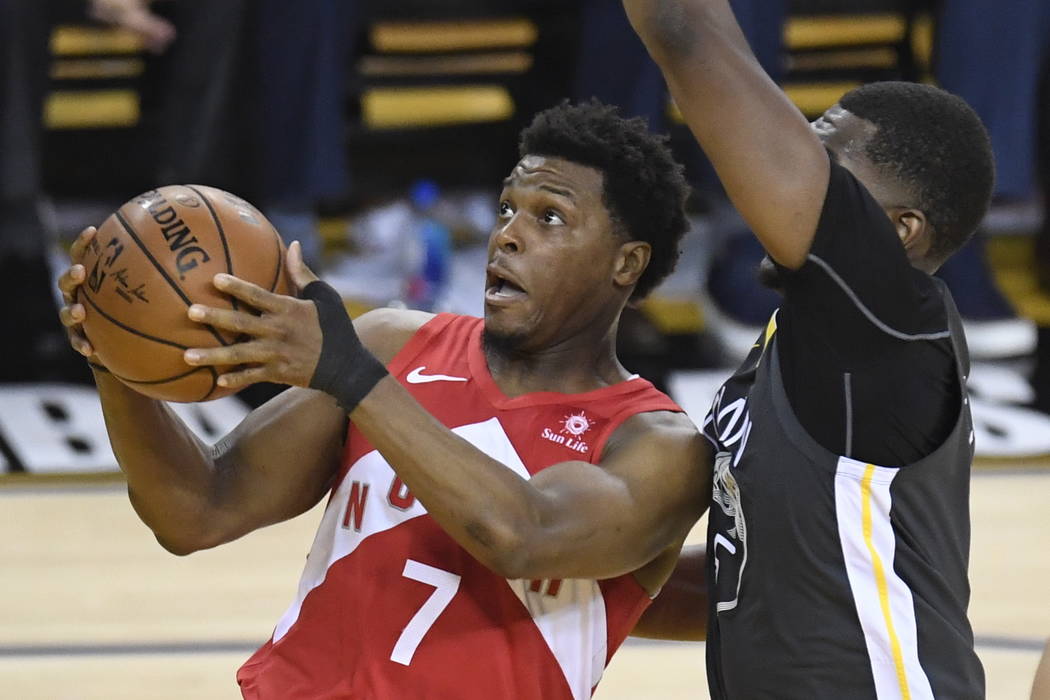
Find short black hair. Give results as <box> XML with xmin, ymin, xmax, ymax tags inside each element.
<box><xmin>518</xmin><ymin>100</ymin><xmax>690</xmax><ymax>300</ymax></box>
<box><xmin>840</xmin><ymin>81</ymin><xmax>995</xmax><ymax>262</ymax></box>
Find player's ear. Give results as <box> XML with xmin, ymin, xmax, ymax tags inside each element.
<box><xmin>613</xmin><ymin>241</ymin><xmax>651</xmax><ymax>290</ymax></box>
<box><xmin>890</xmin><ymin>207</ymin><xmax>928</xmax><ymax>253</ymax></box>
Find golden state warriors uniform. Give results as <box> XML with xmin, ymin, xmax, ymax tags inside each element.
<box><xmin>701</xmin><ymin>160</ymin><xmax>984</xmax><ymax>699</ymax></box>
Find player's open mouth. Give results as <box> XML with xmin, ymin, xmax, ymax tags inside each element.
<box><xmin>485</xmin><ymin>266</ymin><xmax>528</xmax><ymax>304</ymax></box>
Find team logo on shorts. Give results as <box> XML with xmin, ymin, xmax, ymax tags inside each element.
<box><xmin>540</xmin><ymin>411</ymin><xmax>594</xmax><ymax>454</ymax></box>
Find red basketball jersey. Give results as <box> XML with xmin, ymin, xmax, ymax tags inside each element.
<box><xmin>237</xmin><ymin>314</ymin><xmax>682</xmax><ymax>699</ymax></box>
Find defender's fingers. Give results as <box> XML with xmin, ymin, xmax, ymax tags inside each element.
<box><xmin>187</xmin><ymin>305</ymin><xmax>277</xmax><ymax>337</ymax></box>
<box><xmin>213</xmin><ymin>274</ymin><xmax>289</xmax><ymax>312</ymax></box>
<box><xmin>216</xmin><ymin>366</ymin><xmax>269</xmax><ymax>389</ymax></box>
<box><xmin>58</xmin><ymin>264</ymin><xmax>86</xmax><ymax>301</ymax></box>
<box><xmin>287</xmin><ymin>241</ymin><xmax>319</xmax><ymax>294</ymax></box>
<box><xmin>183</xmin><ymin>341</ymin><xmax>278</xmax><ymax>367</ymax></box>
<box><xmin>69</xmin><ymin>226</ymin><xmax>97</xmax><ymax>262</ymax></box>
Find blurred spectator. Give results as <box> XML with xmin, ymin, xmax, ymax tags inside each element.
<box><xmin>573</xmin><ymin>0</ymin><xmax>784</xmax><ymax>193</ymax></box>
<box><xmin>935</xmin><ymin>0</ymin><xmax>1048</xmax><ymax>205</ymax></box>
<box><xmin>572</xmin><ymin>0</ymin><xmax>786</xmax><ymax>361</ymax></box>
<box><xmin>138</xmin><ymin>0</ymin><xmax>250</xmax><ymax>190</ymax></box>
<box><xmin>1</xmin><ymin>0</ymin><xmax>261</xmax><ymax>383</ymax></box>
<box><xmin>933</xmin><ymin>0</ymin><xmax>1050</xmax><ymax>359</ymax></box>
<box><xmin>250</xmin><ymin>0</ymin><xmax>362</xmax><ymax>268</ymax></box>
<box><xmin>0</xmin><ymin>0</ymin><xmax>174</xmax><ymax>383</ymax></box>
<box><xmin>1030</xmin><ymin>46</ymin><xmax>1050</xmax><ymax>414</ymax></box>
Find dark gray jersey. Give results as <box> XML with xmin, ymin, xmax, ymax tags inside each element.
<box><xmin>702</xmin><ymin>283</ymin><xmax>984</xmax><ymax>699</ymax></box>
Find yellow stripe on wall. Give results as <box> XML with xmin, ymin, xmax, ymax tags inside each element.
<box><xmin>785</xmin><ymin>15</ymin><xmax>908</xmax><ymax>50</ymax></box>
<box><xmin>45</xmin><ymin>90</ymin><xmax>139</xmax><ymax>129</ymax></box>
<box><xmin>362</xmin><ymin>86</ymin><xmax>513</xmax><ymax>130</ymax></box>
<box><xmin>860</xmin><ymin>464</ymin><xmax>912</xmax><ymax>700</ymax></box>
<box><xmin>371</xmin><ymin>19</ymin><xmax>537</xmax><ymax>53</ymax></box>
<box><xmin>51</xmin><ymin>26</ymin><xmax>143</xmax><ymax>55</ymax></box>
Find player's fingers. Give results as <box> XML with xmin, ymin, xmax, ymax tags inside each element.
<box><xmin>69</xmin><ymin>227</ymin><xmax>97</xmax><ymax>262</ymax></box>
<box><xmin>183</xmin><ymin>341</ymin><xmax>277</xmax><ymax>368</ymax></box>
<box><xmin>213</xmin><ymin>274</ymin><xmax>289</xmax><ymax>313</ymax></box>
<box><xmin>59</xmin><ymin>303</ymin><xmax>87</xmax><ymax>328</ymax></box>
<box><xmin>58</xmin><ymin>264</ymin><xmax>86</xmax><ymax>301</ymax></box>
<box><xmin>70</xmin><ymin>332</ymin><xmax>95</xmax><ymax>358</ymax></box>
<box><xmin>58</xmin><ymin>313</ymin><xmax>94</xmax><ymax>356</ymax></box>
<box><xmin>216</xmin><ymin>366</ymin><xmax>269</xmax><ymax>390</ymax></box>
<box><xmin>287</xmin><ymin>241</ymin><xmax>319</xmax><ymax>294</ymax></box>
<box><xmin>187</xmin><ymin>305</ymin><xmax>277</xmax><ymax>337</ymax></box>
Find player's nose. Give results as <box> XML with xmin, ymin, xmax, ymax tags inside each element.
<box><xmin>492</xmin><ymin>217</ymin><xmax>524</xmax><ymax>254</ymax></box>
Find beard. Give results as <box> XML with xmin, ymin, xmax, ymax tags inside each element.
<box><xmin>482</xmin><ymin>325</ymin><xmax>530</xmax><ymax>358</ymax></box>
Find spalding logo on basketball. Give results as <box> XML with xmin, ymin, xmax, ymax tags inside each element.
<box><xmin>78</xmin><ymin>185</ymin><xmax>291</xmax><ymax>403</ymax></box>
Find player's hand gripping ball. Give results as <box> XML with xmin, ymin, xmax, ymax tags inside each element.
<box><xmin>73</xmin><ymin>186</ymin><xmax>291</xmax><ymax>402</ymax></box>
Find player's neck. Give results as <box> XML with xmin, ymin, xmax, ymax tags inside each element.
<box><xmin>483</xmin><ymin>321</ymin><xmax>630</xmax><ymax>398</ymax></box>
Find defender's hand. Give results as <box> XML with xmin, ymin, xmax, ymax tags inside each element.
<box><xmin>58</xmin><ymin>226</ymin><xmax>102</xmax><ymax>363</ymax></box>
<box><xmin>184</xmin><ymin>241</ymin><xmax>324</xmax><ymax>390</ymax></box>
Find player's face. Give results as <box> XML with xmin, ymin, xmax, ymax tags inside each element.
<box><xmin>484</xmin><ymin>155</ymin><xmax>626</xmax><ymax>350</ymax></box>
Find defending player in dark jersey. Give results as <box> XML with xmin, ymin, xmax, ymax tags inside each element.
<box><xmin>624</xmin><ymin>1</ymin><xmax>994</xmax><ymax>698</ymax></box>
<box><xmin>57</xmin><ymin>102</ymin><xmax>711</xmax><ymax>698</ymax></box>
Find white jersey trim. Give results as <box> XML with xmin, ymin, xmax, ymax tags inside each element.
<box><xmin>834</xmin><ymin>457</ymin><xmax>934</xmax><ymax>700</ymax></box>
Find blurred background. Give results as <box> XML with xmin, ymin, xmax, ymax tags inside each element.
<box><xmin>1</xmin><ymin>0</ymin><xmax>1048</xmax><ymax>697</ymax></box>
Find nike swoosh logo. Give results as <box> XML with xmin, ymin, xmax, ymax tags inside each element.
<box><xmin>406</xmin><ymin>366</ymin><xmax>469</xmax><ymax>384</ymax></box>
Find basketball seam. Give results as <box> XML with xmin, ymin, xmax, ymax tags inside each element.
<box><xmin>114</xmin><ymin>209</ymin><xmax>230</xmax><ymax>347</ymax></box>
<box><xmin>186</xmin><ymin>185</ymin><xmax>237</xmax><ymax>312</ymax></box>
<box><xmin>267</xmin><ymin>224</ymin><xmax>284</xmax><ymax>293</ymax></box>
<box><xmin>112</xmin><ymin>365</ymin><xmax>209</xmax><ymax>385</ymax></box>
<box><xmin>200</xmin><ymin>366</ymin><xmax>219</xmax><ymax>402</ymax></box>
<box><xmin>79</xmin><ymin>286</ymin><xmax>190</xmax><ymax>351</ymax></box>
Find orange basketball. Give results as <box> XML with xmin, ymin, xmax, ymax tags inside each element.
<box><xmin>78</xmin><ymin>185</ymin><xmax>291</xmax><ymax>402</ymax></box>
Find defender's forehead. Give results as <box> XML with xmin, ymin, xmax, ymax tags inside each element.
<box><xmin>811</xmin><ymin>105</ymin><xmax>876</xmax><ymax>161</ymax></box>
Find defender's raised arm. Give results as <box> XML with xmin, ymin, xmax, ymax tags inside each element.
<box><xmin>622</xmin><ymin>0</ymin><xmax>828</xmax><ymax>269</ymax></box>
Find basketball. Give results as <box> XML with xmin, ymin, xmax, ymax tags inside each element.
<box><xmin>78</xmin><ymin>186</ymin><xmax>291</xmax><ymax>402</ymax></box>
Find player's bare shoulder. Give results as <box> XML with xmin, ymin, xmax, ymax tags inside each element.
<box><xmin>353</xmin><ymin>307</ymin><xmax>436</xmax><ymax>365</ymax></box>
<box><xmin>607</xmin><ymin>409</ymin><xmax>706</xmax><ymax>454</ymax></box>
<box><xmin>602</xmin><ymin>409</ymin><xmax>711</xmax><ymax>485</ymax></box>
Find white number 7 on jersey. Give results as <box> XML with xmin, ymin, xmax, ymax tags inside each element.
<box><xmin>390</xmin><ymin>560</ymin><xmax>462</xmax><ymax>666</ymax></box>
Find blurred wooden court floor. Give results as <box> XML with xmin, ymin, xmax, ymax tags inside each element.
<box><xmin>2</xmin><ymin>465</ymin><xmax>1047</xmax><ymax>699</ymax></box>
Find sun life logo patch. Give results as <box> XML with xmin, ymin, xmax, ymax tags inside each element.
<box><xmin>540</xmin><ymin>410</ymin><xmax>593</xmax><ymax>454</ymax></box>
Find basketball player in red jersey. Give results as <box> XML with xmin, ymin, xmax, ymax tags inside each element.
<box><xmin>58</xmin><ymin>102</ymin><xmax>711</xmax><ymax>699</ymax></box>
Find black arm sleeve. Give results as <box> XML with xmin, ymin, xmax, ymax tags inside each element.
<box><xmin>773</xmin><ymin>159</ymin><xmax>958</xmax><ymax>466</ymax></box>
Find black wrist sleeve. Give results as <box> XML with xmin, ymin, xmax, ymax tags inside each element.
<box><xmin>301</xmin><ymin>280</ymin><xmax>388</xmax><ymax>413</ymax></box>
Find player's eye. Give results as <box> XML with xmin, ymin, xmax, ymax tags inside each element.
<box><xmin>498</xmin><ymin>201</ymin><xmax>514</xmax><ymax>219</ymax></box>
<box><xmin>541</xmin><ymin>209</ymin><xmax>565</xmax><ymax>226</ymax></box>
